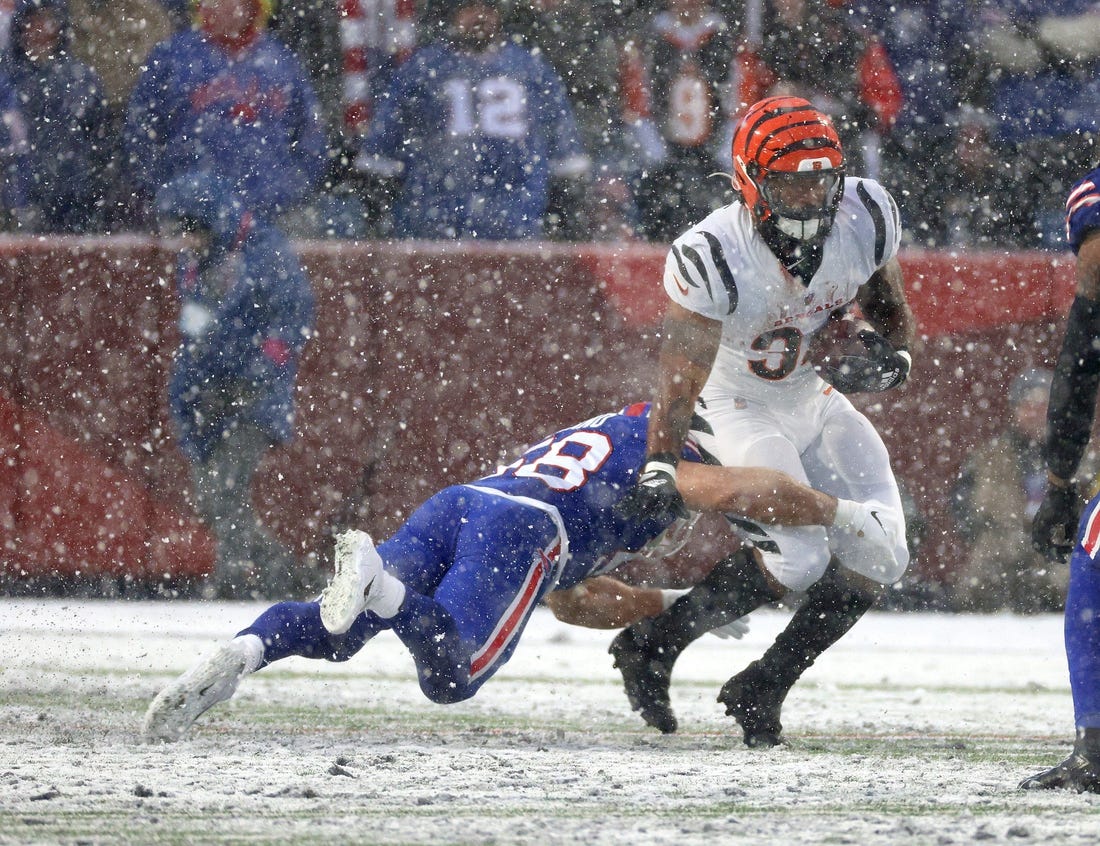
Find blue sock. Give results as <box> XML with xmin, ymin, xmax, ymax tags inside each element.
<box><xmin>1065</xmin><ymin>553</ymin><xmax>1100</xmax><ymax>728</ymax></box>
<box><xmin>239</xmin><ymin>601</ymin><xmax>385</xmax><ymax>667</ymax></box>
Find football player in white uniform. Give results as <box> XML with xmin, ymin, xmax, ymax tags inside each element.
<box><xmin>610</xmin><ymin>95</ymin><xmax>916</xmax><ymax>745</ymax></box>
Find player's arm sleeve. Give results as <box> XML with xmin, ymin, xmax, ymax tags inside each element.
<box><xmin>851</xmin><ymin>181</ymin><xmax>911</xmax><ymax>349</ymax></box>
<box><xmin>1046</xmin><ymin>232</ymin><xmax>1100</xmax><ymax>480</ymax></box>
<box><xmin>662</xmin><ymin>230</ymin><xmax>737</xmax><ymax>319</ymax></box>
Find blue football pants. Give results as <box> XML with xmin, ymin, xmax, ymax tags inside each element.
<box><xmin>238</xmin><ymin>486</ymin><xmax>562</xmax><ymax>703</ymax></box>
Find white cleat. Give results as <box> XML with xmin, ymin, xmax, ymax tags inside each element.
<box><xmin>143</xmin><ymin>640</ymin><xmax>251</xmax><ymax>742</ymax></box>
<box><xmin>320</xmin><ymin>529</ymin><xmax>384</xmax><ymax>635</ymax></box>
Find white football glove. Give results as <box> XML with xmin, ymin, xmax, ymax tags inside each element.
<box><xmin>659</xmin><ymin>588</ymin><xmax>750</xmax><ymax>640</ymax></box>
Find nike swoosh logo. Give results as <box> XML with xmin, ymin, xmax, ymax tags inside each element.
<box><xmin>672</xmin><ymin>273</ymin><xmax>690</xmax><ymax>296</ymax></box>
<box><xmin>363</xmin><ymin>576</ymin><xmax>375</xmax><ymax>599</ymax></box>
<box><xmin>870</xmin><ymin>511</ymin><xmax>885</xmax><ymax>533</ymax></box>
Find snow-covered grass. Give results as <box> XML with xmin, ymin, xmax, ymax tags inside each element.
<box><xmin>2</xmin><ymin>599</ymin><xmax>1099</xmax><ymax>845</ymax></box>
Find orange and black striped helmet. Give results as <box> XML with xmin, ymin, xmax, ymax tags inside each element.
<box><xmin>731</xmin><ymin>96</ymin><xmax>845</xmax><ymax>241</ymax></box>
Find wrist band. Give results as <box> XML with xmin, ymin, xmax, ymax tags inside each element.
<box><xmin>644</xmin><ymin>460</ymin><xmax>678</xmax><ymax>480</ymax></box>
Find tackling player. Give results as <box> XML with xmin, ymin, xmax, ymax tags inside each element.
<box><xmin>611</xmin><ymin>95</ymin><xmax>916</xmax><ymax>744</ymax></box>
<box><xmin>1023</xmin><ymin>167</ymin><xmax>1100</xmax><ymax>794</ymax></box>
<box><xmin>143</xmin><ymin>402</ymin><xmax>897</xmax><ymax>741</ymax></box>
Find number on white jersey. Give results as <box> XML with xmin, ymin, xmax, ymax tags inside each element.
<box><xmin>666</xmin><ymin>66</ymin><xmax>712</xmax><ymax>146</ymax></box>
<box><xmin>748</xmin><ymin>326</ymin><xmax>805</xmax><ymax>380</ymax></box>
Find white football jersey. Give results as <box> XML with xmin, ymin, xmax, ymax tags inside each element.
<box><xmin>662</xmin><ymin>176</ymin><xmax>901</xmax><ymax>400</ymax></box>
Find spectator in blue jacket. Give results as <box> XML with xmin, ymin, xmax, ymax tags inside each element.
<box><xmin>157</xmin><ymin>170</ymin><xmax>315</xmax><ymax>600</ymax></box>
<box><xmin>975</xmin><ymin>0</ymin><xmax>1100</xmax><ymax>248</ymax></box>
<box><xmin>356</xmin><ymin>0</ymin><xmax>589</xmax><ymax>240</ymax></box>
<box><xmin>126</xmin><ymin>0</ymin><xmax>326</xmax><ymax>225</ymax></box>
<box><xmin>9</xmin><ymin>0</ymin><xmax>108</xmax><ymax>233</ymax></box>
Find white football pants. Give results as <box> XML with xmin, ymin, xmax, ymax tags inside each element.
<box><xmin>695</xmin><ymin>384</ymin><xmax>909</xmax><ymax>592</ymax></box>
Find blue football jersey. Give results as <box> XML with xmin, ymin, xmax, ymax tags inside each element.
<box><xmin>473</xmin><ymin>403</ymin><xmax>703</xmax><ymax>588</ymax></box>
<box><xmin>360</xmin><ymin>40</ymin><xmax>587</xmax><ymax>240</ymax></box>
<box><xmin>1065</xmin><ymin>168</ymin><xmax>1100</xmax><ymax>253</ymax></box>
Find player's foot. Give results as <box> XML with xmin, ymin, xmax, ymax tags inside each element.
<box><xmin>717</xmin><ymin>660</ymin><xmax>789</xmax><ymax>748</ymax></box>
<box><xmin>1020</xmin><ymin>735</ymin><xmax>1100</xmax><ymax>793</ymax></box>
<box><xmin>143</xmin><ymin>639</ymin><xmax>254</xmax><ymax>742</ymax></box>
<box><xmin>320</xmin><ymin>529</ymin><xmax>385</xmax><ymax>634</ymax></box>
<box><xmin>609</xmin><ymin>627</ymin><xmax>677</xmax><ymax>734</ymax></box>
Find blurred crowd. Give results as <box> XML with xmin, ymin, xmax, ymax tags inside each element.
<box><xmin>0</xmin><ymin>0</ymin><xmax>1095</xmax><ymax>249</ymax></box>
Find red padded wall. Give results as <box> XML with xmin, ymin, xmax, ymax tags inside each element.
<box><xmin>0</xmin><ymin>237</ymin><xmax>1077</xmax><ymax>587</ymax></box>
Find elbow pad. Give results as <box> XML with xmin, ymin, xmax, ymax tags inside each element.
<box><xmin>1047</xmin><ymin>295</ymin><xmax>1100</xmax><ymax>479</ymax></box>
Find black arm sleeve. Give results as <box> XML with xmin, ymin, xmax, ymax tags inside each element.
<box><xmin>1046</xmin><ymin>295</ymin><xmax>1100</xmax><ymax>479</ymax></box>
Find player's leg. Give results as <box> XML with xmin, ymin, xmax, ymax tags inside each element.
<box><xmin>803</xmin><ymin>400</ymin><xmax>909</xmax><ymax>580</ymax></box>
<box><xmin>321</xmin><ymin>487</ymin><xmax>564</xmax><ymax>704</ymax></box>
<box><xmin>1022</xmin><ymin>494</ymin><xmax>1100</xmax><ymax>792</ymax></box>
<box><xmin>142</xmin><ymin>601</ymin><xmax>390</xmax><ymax>742</ymax></box>
<box><xmin>143</xmin><ymin>491</ymin><xmax>466</xmax><ymax>742</ymax></box>
<box><xmin>611</xmin><ymin>408</ymin><xmax>824</xmax><ymax>734</ymax></box>
<box><xmin>720</xmin><ymin>399</ymin><xmax>909</xmax><ymax>746</ymax></box>
<box><xmin>387</xmin><ymin>499</ymin><xmax>562</xmax><ymax>703</ymax></box>
<box><xmin>611</xmin><ymin>547</ymin><xmax>782</xmax><ymax>733</ymax></box>
<box><xmin>718</xmin><ymin>558</ymin><xmax>880</xmax><ymax>746</ymax></box>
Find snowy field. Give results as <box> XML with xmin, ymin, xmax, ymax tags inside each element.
<box><xmin>2</xmin><ymin>599</ymin><xmax>1099</xmax><ymax>845</ymax></box>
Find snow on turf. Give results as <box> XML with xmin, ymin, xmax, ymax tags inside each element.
<box><xmin>2</xmin><ymin>599</ymin><xmax>1098</xmax><ymax>845</ymax></box>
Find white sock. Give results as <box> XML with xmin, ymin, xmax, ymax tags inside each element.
<box><xmin>370</xmin><ymin>572</ymin><xmax>407</xmax><ymax>619</ymax></box>
<box><xmin>232</xmin><ymin>634</ymin><xmax>265</xmax><ymax>674</ymax></box>
<box><xmin>660</xmin><ymin>588</ymin><xmax>690</xmax><ymax>611</ymax></box>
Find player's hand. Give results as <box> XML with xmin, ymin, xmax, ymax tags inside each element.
<box><xmin>1031</xmin><ymin>482</ymin><xmax>1081</xmax><ymax>561</ymax></box>
<box><xmin>709</xmin><ymin>615</ymin><xmax>751</xmax><ymax>640</ymax></box>
<box><xmin>823</xmin><ymin>331</ymin><xmax>911</xmax><ymax>394</ymax></box>
<box><xmin>615</xmin><ymin>458</ymin><xmax>689</xmax><ymax>524</ymax></box>
<box><xmin>660</xmin><ymin>589</ymin><xmax>750</xmax><ymax>640</ymax></box>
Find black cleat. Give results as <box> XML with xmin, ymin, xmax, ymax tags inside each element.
<box><xmin>609</xmin><ymin>628</ymin><xmax>677</xmax><ymax>734</ymax></box>
<box><xmin>717</xmin><ymin>660</ymin><xmax>789</xmax><ymax>748</ymax></box>
<box><xmin>1020</xmin><ymin>751</ymin><xmax>1100</xmax><ymax>793</ymax></box>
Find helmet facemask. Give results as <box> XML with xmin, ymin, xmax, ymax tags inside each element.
<box><xmin>756</xmin><ymin>165</ymin><xmax>844</xmax><ymax>242</ymax></box>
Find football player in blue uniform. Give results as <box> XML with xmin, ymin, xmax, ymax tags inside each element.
<box><xmin>144</xmin><ymin>402</ymin><xmax>896</xmax><ymax>741</ymax></box>
<box><xmin>1023</xmin><ymin>167</ymin><xmax>1100</xmax><ymax>793</ymax></box>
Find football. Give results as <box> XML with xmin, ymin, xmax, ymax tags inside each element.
<box><xmin>806</xmin><ymin>311</ymin><xmax>874</xmax><ymax>371</ymax></box>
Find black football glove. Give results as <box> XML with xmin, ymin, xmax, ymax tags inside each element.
<box><xmin>614</xmin><ymin>457</ymin><xmax>690</xmax><ymax>524</ymax></box>
<box><xmin>820</xmin><ymin>330</ymin><xmax>911</xmax><ymax>394</ymax></box>
<box><xmin>1032</xmin><ymin>482</ymin><xmax>1082</xmax><ymax>561</ymax></box>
